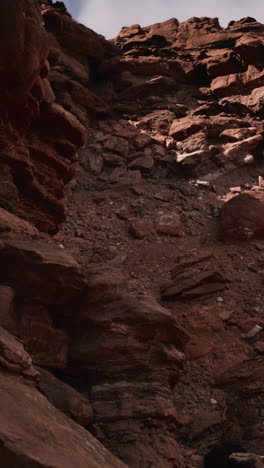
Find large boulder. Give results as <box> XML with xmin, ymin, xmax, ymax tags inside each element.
<box><xmin>220</xmin><ymin>192</ymin><xmax>264</xmax><ymax>241</ymax></box>
<box><xmin>0</xmin><ymin>238</ymin><xmax>87</xmax><ymax>305</ymax></box>
<box><xmin>211</xmin><ymin>65</ymin><xmax>264</xmax><ymax>98</ymax></box>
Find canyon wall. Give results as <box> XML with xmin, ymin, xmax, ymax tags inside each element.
<box><xmin>0</xmin><ymin>2</ymin><xmax>264</xmax><ymax>467</ymax></box>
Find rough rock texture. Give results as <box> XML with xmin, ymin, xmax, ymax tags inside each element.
<box><xmin>0</xmin><ymin>0</ymin><xmax>120</xmax><ymax>234</ymax></box>
<box><xmin>230</xmin><ymin>453</ymin><xmax>264</xmax><ymax>467</ymax></box>
<box><xmin>37</xmin><ymin>367</ymin><xmax>94</xmax><ymax>426</ymax></box>
<box><xmin>0</xmin><ymin>371</ymin><xmax>128</xmax><ymax>468</ymax></box>
<box><xmin>0</xmin><ymin>325</ymin><xmax>38</xmax><ymax>381</ymax></box>
<box><xmin>70</xmin><ymin>292</ymin><xmax>188</xmax><ymax>467</ymax></box>
<box><xmin>220</xmin><ymin>191</ymin><xmax>264</xmax><ymax>241</ymax></box>
<box><xmin>1</xmin><ymin>2</ymin><xmax>264</xmax><ymax>468</ymax></box>
<box><xmin>161</xmin><ymin>249</ymin><xmax>227</xmax><ymax>300</ymax></box>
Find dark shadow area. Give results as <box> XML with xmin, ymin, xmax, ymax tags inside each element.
<box><xmin>252</xmin><ymin>142</ymin><xmax>264</xmax><ymax>171</ymax></box>
<box><xmin>204</xmin><ymin>444</ymin><xmax>247</xmax><ymax>468</ymax></box>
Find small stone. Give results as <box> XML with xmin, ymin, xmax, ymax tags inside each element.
<box><xmin>210</xmin><ymin>399</ymin><xmax>218</xmax><ymax>405</ymax></box>
<box><xmin>196</xmin><ymin>180</ymin><xmax>210</xmax><ymax>187</ymax></box>
<box><xmin>116</xmin><ymin>209</ymin><xmax>130</xmax><ymax>221</ymax></box>
<box><xmin>109</xmin><ymin>246</ymin><xmax>118</xmax><ymax>254</ymax></box>
<box><xmin>242</xmin><ymin>325</ymin><xmax>263</xmax><ymax>339</ymax></box>
<box><xmin>154</xmin><ymin>190</ymin><xmax>173</xmax><ymax>202</ymax></box>
<box><xmin>218</xmin><ymin>309</ymin><xmax>234</xmax><ymax>321</ymax></box>
<box><xmin>217</xmin><ymin>297</ymin><xmax>224</xmax><ymax>303</ymax></box>
<box><xmin>131</xmin><ymin>185</ymin><xmax>146</xmax><ymax>195</ymax></box>
<box><xmin>230</xmin><ymin>186</ymin><xmax>242</xmax><ymax>193</ymax></box>
<box><xmin>247</xmin><ymin>263</ymin><xmax>258</xmax><ymax>272</ymax></box>
<box><xmin>155</xmin><ymin>212</ymin><xmax>183</xmax><ymax>236</ymax></box>
<box><xmin>130</xmin><ymin>217</ymin><xmax>155</xmax><ymax>239</ymax></box>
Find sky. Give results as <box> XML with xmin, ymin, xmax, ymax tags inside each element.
<box><xmin>63</xmin><ymin>0</ymin><xmax>264</xmax><ymax>39</ymax></box>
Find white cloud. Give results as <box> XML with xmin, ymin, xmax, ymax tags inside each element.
<box><xmin>75</xmin><ymin>0</ymin><xmax>264</xmax><ymax>38</ymax></box>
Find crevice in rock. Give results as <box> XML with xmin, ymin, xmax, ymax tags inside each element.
<box><xmin>204</xmin><ymin>445</ymin><xmax>247</xmax><ymax>468</ymax></box>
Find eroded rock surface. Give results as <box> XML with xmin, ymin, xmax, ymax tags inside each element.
<box><xmin>0</xmin><ymin>372</ymin><xmax>128</xmax><ymax>468</ymax></box>
<box><xmin>1</xmin><ymin>2</ymin><xmax>264</xmax><ymax>468</ymax></box>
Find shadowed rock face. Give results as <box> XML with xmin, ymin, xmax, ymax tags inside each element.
<box><xmin>0</xmin><ymin>221</ymin><xmax>189</xmax><ymax>466</ymax></box>
<box><xmin>0</xmin><ymin>0</ymin><xmax>119</xmax><ymax>234</ymax></box>
<box><xmin>0</xmin><ymin>0</ymin><xmax>83</xmax><ymax>234</ymax></box>
<box><xmin>0</xmin><ymin>324</ymin><xmax>128</xmax><ymax>467</ymax></box>
<box><xmin>220</xmin><ymin>192</ymin><xmax>264</xmax><ymax>241</ymax></box>
<box><xmin>0</xmin><ymin>372</ymin><xmax>128</xmax><ymax>468</ymax></box>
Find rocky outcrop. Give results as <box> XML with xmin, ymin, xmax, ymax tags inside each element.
<box><xmin>2</xmin><ymin>2</ymin><xmax>264</xmax><ymax>468</ymax></box>
<box><xmin>0</xmin><ymin>198</ymin><xmax>189</xmax><ymax>468</ymax></box>
<box><xmin>161</xmin><ymin>249</ymin><xmax>227</xmax><ymax>300</ymax></box>
<box><xmin>0</xmin><ymin>371</ymin><xmax>128</xmax><ymax>468</ymax></box>
<box><xmin>0</xmin><ymin>0</ymin><xmax>121</xmax><ymax>234</ymax></box>
<box><xmin>0</xmin><ymin>321</ymin><xmax>127</xmax><ymax>466</ymax></box>
<box><xmin>71</xmin><ymin>292</ymin><xmax>188</xmax><ymax>467</ymax></box>
<box><xmin>62</xmin><ymin>15</ymin><xmax>264</xmax><ymax>191</ymax></box>
<box><xmin>100</xmin><ymin>16</ymin><xmax>264</xmax><ymax>186</ymax></box>
<box><xmin>4</xmin><ymin>8</ymin><xmax>254</xmax><ymax>200</ymax></box>
<box><xmin>0</xmin><ymin>0</ymin><xmax>83</xmax><ymax>233</ymax></box>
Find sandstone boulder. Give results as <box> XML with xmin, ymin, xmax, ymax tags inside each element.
<box><xmin>211</xmin><ymin>65</ymin><xmax>264</xmax><ymax>97</ymax></box>
<box><xmin>162</xmin><ymin>250</ymin><xmax>226</xmax><ymax>300</ymax></box>
<box><xmin>135</xmin><ymin>109</ymin><xmax>176</xmax><ymax>135</ymax></box>
<box><xmin>0</xmin><ymin>238</ymin><xmax>88</xmax><ymax>305</ymax></box>
<box><xmin>169</xmin><ymin>116</ymin><xmax>207</xmax><ymax>140</ymax></box>
<box><xmin>220</xmin><ymin>192</ymin><xmax>264</xmax><ymax>241</ymax></box>
<box><xmin>223</xmin><ymin>134</ymin><xmax>263</xmax><ymax>161</ymax></box>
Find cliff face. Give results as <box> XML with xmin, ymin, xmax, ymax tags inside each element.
<box><xmin>0</xmin><ymin>0</ymin><xmax>119</xmax><ymax>234</ymax></box>
<box><xmin>1</xmin><ymin>2</ymin><xmax>264</xmax><ymax>468</ymax></box>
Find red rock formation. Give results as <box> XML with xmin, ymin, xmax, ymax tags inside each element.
<box><xmin>0</xmin><ymin>372</ymin><xmax>128</xmax><ymax>468</ymax></box>
<box><xmin>2</xmin><ymin>2</ymin><xmax>264</xmax><ymax>468</ymax></box>
<box><xmin>220</xmin><ymin>192</ymin><xmax>264</xmax><ymax>241</ymax></box>
<box><xmin>0</xmin><ymin>0</ymin><xmax>121</xmax><ymax>234</ymax></box>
